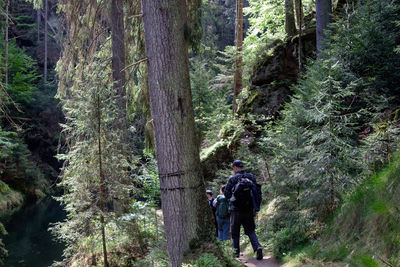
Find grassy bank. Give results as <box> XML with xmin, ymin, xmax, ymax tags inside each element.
<box><xmin>284</xmin><ymin>153</ymin><xmax>400</xmax><ymax>266</ymax></box>
<box><xmin>0</xmin><ymin>181</ymin><xmax>24</xmax><ymax>216</ymax></box>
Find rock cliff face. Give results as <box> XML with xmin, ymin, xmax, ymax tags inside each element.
<box><xmin>202</xmin><ymin>30</ymin><xmax>316</xmax><ymax>180</ymax></box>
<box><xmin>240</xmin><ymin>29</ymin><xmax>316</xmax><ymax>119</ymax></box>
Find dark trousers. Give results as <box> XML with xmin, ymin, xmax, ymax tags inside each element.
<box><xmin>230</xmin><ymin>210</ymin><xmax>261</xmax><ymax>254</ymax></box>
<box><xmin>213</xmin><ymin>213</ymin><xmax>218</xmax><ymax>237</ymax></box>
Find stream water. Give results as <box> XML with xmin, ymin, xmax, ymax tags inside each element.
<box><xmin>3</xmin><ymin>197</ymin><xmax>66</xmax><ymax>267</ymax></box>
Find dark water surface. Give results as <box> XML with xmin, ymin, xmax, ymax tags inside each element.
<box><xmin>3</xmin><ymin>197</ymin><xmax>66</xmax><ymax>267</ymax></box>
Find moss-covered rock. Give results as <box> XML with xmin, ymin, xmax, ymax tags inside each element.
<box><xmin>0</xmin><ymin>181</ymin><xmax>24</xmax><ymax>215</ymax></box>
<box><xmin>239</xmin><ymin>28</ymin><xmax>316</xmax><ymax>120</ymax></box>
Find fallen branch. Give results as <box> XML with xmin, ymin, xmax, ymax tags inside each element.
<box><xmin>377</xmin><ymin>255</ymin><xmax>394</xmax><ymax>267</ymax></box>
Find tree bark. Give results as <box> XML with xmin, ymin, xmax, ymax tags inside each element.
<box><xmin>316</xmin><ymin>0</ymin><xmax>332</xmax><ymax>58</ymax></box>
<box><xmin>37</xmin><ymin>9</ymin><xmax>41</xmax><ymax>43</ymax></box>
<box><xmin>285</xmin><ymin>0</ymin><xmax>296</xmax><ymax>36</ymax></box>
<box><xmin>44</xmin><ymin>0</ymin><xmax>48</xmax><ymax>82</ymax></box>
<box><xmin>111</xmin><ymin>0</ymin><xmax>126</xmax><ymax>116</ymax></box>
<box><xmin>142</xmin><ymin>0</ymin><xmax>211</xmax><ymax>266</ymax></box>
<box><xmin>296</xmin><ymin>0</ymin><xmax>303</xmax><ymax>70</ymax></box>
<box><xmin>294</xmin><ymin>0</ymin><xmax>304</xmax><ymax>30</ymax></box>
<box><xmin>232</xmin><ymin>0</ymin><xmax>243</xmax><ymax>114</ymax></box>
<box><xmin>5</xmin><ymin>0</ymin><xmax>9</xmax><ymax>86</ymax></box>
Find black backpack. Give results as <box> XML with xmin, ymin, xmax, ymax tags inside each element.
<box><xmin>232</xmin><ymin>174</ymin><xmax>262</xmax><ymax>211</ymax></box>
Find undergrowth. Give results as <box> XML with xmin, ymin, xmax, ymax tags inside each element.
<box><xmin>285</xmin><ymin>152</ymin><xmax>400</xmax><ymax>267</ymax></box>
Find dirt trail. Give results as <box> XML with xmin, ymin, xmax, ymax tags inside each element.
<box><xmin>238</xmin><ymin>254</ymin><xmax>282</xmax><ymax>267</ymax></box>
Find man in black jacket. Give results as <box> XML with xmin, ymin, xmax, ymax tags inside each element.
<box><xmin>224</xmin><ymin>160</ymin><xmax>263</xmax><ymax>260</ymax></box>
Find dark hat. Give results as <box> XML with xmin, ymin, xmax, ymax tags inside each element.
<box><xmin>206</xmin><ymin>190</ymin><xmax>213</xmax><ymax>195</ymax></box>
<box><xmin>232</xmin><ymin>160</ymin><xmax>244</xmax><ymax>168</ymax></box>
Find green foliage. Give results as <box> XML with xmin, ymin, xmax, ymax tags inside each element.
<box><xmin>0</xmin><ymin>40</ymin><xmax>39</xmax><ymax>104</ymax></box>
<box><xmin>243</xmin><ymin>0</ymin><xmax>314</xmax><ymax>68</ymax></box>
<box><xmin>361</xmin><ymin>117</ymin><xmax>400</xmax><ymax>175</ymax></box>
<box><xmin>261</xmin><ymin>57</ymin><xmax>363</xmax><ymax>257</ymax></box>
<box><xmin>289</xmin><ymin>152</ymin><xmax>400</xmax><ymax>266</ymax></box>
<box><xmin>257</xmin><ymin>0</ymin><xmax>400</xmax><ymax>258</ymax></box>
<box><xmin>243</xmin><ymin>0</ymin><xmax>286</xmax><ymax>66</ymax></box>
<box><xmin>192</xmin><ymin>253</ymin><xmax>222</xmax><ymax>267</ymax></box>
<box><xmin>54</xmin><ymin>51</ymin><xmax>139</xmax><ymax>264</ymax></box>
<box><xmin>272</xmin><ymin>226</ymin><xmax>309</xmax><ymax>259</ymax></box>
<box><xmin>190</xmin><ymin>41</ymin><xmax>233</xmax><ymax>145</ymax></box>
<box><xmin>137</xmin><ymin>153</ymin><xmax>160</xmax><ymax>205</ymax></box>
<box><xmin>0</xmin><ymin>222</ymin><xmax>7</xmax><ymax>266</ymax></box>
<box><xmin>183</xmin><ymin>241</ymin><xmax>241</xmax><ymax>267</ymax></box>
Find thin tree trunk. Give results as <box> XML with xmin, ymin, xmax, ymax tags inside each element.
<box><xmin>37</xmin><ymin>9</ymin><xmax>41</xmax><ymax>43</ymax></box>
<box><xmin>44</xmin><ymin>0</ymin><xmax>48</xmax><ymax>82</ymax></box>
<box><xmin>285</xmin><ymin>0</ymin><xmax>296</xmax><ymax>36</ymax></box>
<box><xmin>97</xmin><ymin>95</ymin><xmax>109</xmax><ymax>267</ymax></box>
<box><xmin>111</xmin><ymin>0</ymin><xmax>126</xmax><ymax>116</ymax></box>
<box><xmin>316</xmin><ymin>0</ymin><xmax>332</xmax><ymax>58</ymax></box>
<box><xmin>5</xmin><ymin>0</ymin><xmax>9</xmax><ymax>86</ymax></box>
<box><xmin>233</xmin><ymin>0</ymin><xmax>243</xmax><ymax>115</ymax></box>
<box><xmin>296</xmin><ymin>0</ymin><xmax>303</xmax><ymax>70</ymax></box>
<box><xmin>142</xmin><ymin>0</ymin><xmax>212</xmax><ymax>265</ymax></box>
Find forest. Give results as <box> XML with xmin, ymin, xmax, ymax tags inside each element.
<box><xmin>0</xmin><ymin>0</ymin><xmax>400</xmax><ymax>266</ymax></box>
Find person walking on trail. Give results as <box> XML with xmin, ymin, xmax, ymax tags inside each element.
<box><xmin>206</xmin><ymin>189</ymin><xmax>218</xmax><ymax>237</ymax></box>
<box><xmin>224</xmin><ymin>160</ymin><xmax>263</xmax><ymax>260</ymax></box>
<box><xmin>213</xmin><ymin>185</ymin><xmax>230</xmax><ymax>241</ymax></box>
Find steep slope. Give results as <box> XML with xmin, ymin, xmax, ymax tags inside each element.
<box><xmin>287</xmin><ymin>153</ymin><xmax>400</xmax><ymax>266</ymax></box>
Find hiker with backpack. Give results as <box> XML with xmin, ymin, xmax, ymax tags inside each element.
<box><xmin>224</xmin><ymin>160</ymin><xmax>263</xmax><ymax>260</ymax></box>
<box><xmin>206</xmin><ymin>189</ymin><xmax>218</xmax><ymax>237</ymax></box>
<box><xmin>212</xmin><ymin>185</ymin><xmax>230</xmax><ymax>241</ymax></box>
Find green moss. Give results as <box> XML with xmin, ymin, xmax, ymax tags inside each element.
<box><xmin>200</xmin><ymin>140</ymin><xmax>228</xmax><ymax>161</ymax></box>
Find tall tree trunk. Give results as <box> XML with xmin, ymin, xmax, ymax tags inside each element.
<box><xmin>142</xmin><ymin>0</ymin><xmax>211</xmax><ymax>266</ymax></box>
<box><xmin>37</xmin><ymin>9</ymin><xmax>41</xmax><ymax>43</ymax></box>
<box><xmin>294</xmin><ymin>0</ymin><xmax>303</xmax><ymax>30</ymax></box>
<box><xmin>296</xmin><ymin>0</ymin><xmax>303</xmax><ymax>70</ymax></box>
<box><xmin>111</xmin><ymin>0</ymin><xmax>126</xmax><ymax>117</ymax></box>
<box><xmin>233</xmin><ymin>0</ymin><xmax>243</xmax><ymax>115</ymax></box>
<box><xmin>316</xmin><ymin>0</ymin><xmax>332</xmax><ymax>58</ymax></box>
<box><xmin>97</xmin><ymin>95</ymin><xmax>109</xmax><ymax>267</ymax></box>
<box><xmin>285</xmin><ymin>0</ymin><xmax>296</xmax><ymax>36</ymax></box>
<box><xmin>44</xmin><ymin>0</ymin><xmax>48</xmax><ymax>82</ymax></box>
<box><xmin>5</xmin><ymin>0</ymin><xmax>9</xmax><ymax>86</ymax></box>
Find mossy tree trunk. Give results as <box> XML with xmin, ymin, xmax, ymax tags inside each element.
<box><xmin>285</xmin><ymin>0</ymin><xmax>296</xmax><ymax>36</ymax></box>
<box><xmin>233</xmin><ymin>0</ymin><xmax>243</xmax><ymax>114</ymax></box>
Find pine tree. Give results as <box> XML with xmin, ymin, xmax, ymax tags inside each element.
<box><xmin>54</xmin><ymin>0</ymin><xmax>142</xmax><ymax>265</ymax></box>
<box><xmin>55</xmin><ymin>55</ymin><xmax>133</xmax><ymax>266</ymax></box>
<box><xmin>301</xmin><ymin>57</ymin><xmax>360</xmax><ymax>217</ymax></box>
